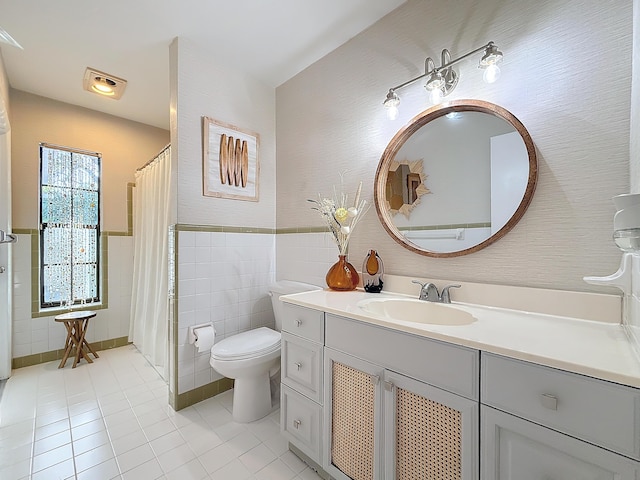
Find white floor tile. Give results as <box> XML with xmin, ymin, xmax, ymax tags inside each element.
<box><xmin>121</xmin><ymin>457</ymin><xmax>164</xmax><ymax>480</ymax></box>
<box><xmin>33</xmin><ymin>429</ymin><xmax>71</xmax><ymax>456</ymax></box>
<box><xmin>116</xmin><ymin>442</ymin><xmax>155</xmax><ymax>473</ymax></box>
<box><xmin>164</xmin><ymin>458</ymin><xmax>209</xmax><ymax>480</ymax></box>
<box><xmin>280</xmin><ymin>450</ymin><xmax>307</xmax><ymax>475</ymax></box>
<box><xmin>35</xmin><ymin>417</ymin><xmax>70</xmax><ymax>441</ymax></box>
<box><xmin>0</xmin><ymin>442</ymin><xmax>33</xmax><ymax>467</ymax></box>
<box><xmin>296</xmin><ymin>466</ymin><xmax>324</xmax><ymax>480</ymax></box>
<box><xmin>1</xmin><ymin>345</ymin><xmax>316</xmax><ymax>480</ymax></box>
<box><xmin>0</xmin><ymin>458</ymin><xmax>30</xmax><ymax>479</ymax></box>
<box><xmin>73</xmin><ymin>429</ymin><xmax>111</xmax><ymax>455</ymax></box>
<box><xmin>142</xmin><ymin>417</ymin><xmax>177</xmax><ymax>441</ymax></box>
<box><xmin>198</xmin><ymin>442</ymin><xmax>235</xmax><ymax>474</ymax></box>
<box><xmin>31</xmin><ymin>457</ymin><xmax>75</xmax><ymax>480</ymax></box>
<box><xmin>240</xmin><ymin>443</ymin><xmax>278</xmax><ymax>473</ymax></box>
<box><xmin>32</xmin><ymin>443</ymin><xmax>73</xmax><ymax>473</ymax></box>
<box><xmin>71</xmin><ymin>417</ymin><xmax>106</xmax><ymax>440</ymax></box>
<box><xmin>210</xmin><ymin>458</ymin><xmax>253</xmax><ymax>480</ymax></box>
<box><xmin>77</xmin><ymin>458</ymin><xmax>120</xmax><ymax>480</ymax></box>
<box><xmin>156</xmin><ymin>442</ymin><xmax>195</xmax><ymax>473</ymax></box>
<box><xmin>150</xmin><ymin>430</ymin><xmax>186</xmax><ymax>456</ymax></box>
<box><xmin>255</xmin><ymin>458</ymin><xmax>296</xmax><ymax>480</ymax></box>
<box><xmin>111</xmin><ymin>428</ymin><xmax>148</xmax><ymax>456</ymax></box>
<box><xmin>75</xmin><ymin>442</ymin><xmax>115</xmax><ymax>473</ymax></box>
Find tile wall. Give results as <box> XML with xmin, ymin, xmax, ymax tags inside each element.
<box><xmin>11</xmin><ymin>233</ymin><xmax>133</xmax><ymax>359</ymax></box>
<box><xmin>176</xmin><ymin>230</ymin><xmax>276</xmax><ymax>394</ymax></box>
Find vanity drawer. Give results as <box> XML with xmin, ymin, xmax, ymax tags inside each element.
<box><xmin>481</xmin><ymin>353</ymin><xmax>640</xmax><ymax>460</ymax></box>
<box><xmin>281</xmin><ymin>384</ymin><xmax>322</xmax><ymax>464</ymax></box>
<box><xmin>281</xmin><ymin>303</ymin><xmax>324</xmax><ymax>343</ymax></box>
<box><xmin>281</xmin><ymin>332</ymin><xmax>323</xmax><ymax>403</ymax></box>
<box><xmin>325</xmin><ymin>313</ymin><xmax>479</xmax><ymax>400</ymax></box>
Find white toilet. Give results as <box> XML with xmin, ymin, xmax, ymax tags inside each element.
<box><xmin>210</xmin><ymin>280</ymin><xmax>321</xmax><ymax>423</ymax></box>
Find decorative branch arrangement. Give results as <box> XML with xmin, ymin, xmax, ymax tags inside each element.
<box><xmin>309</xmin><ymin>173</ymin><xmax>370</xmax><ymax>255</ymax></box>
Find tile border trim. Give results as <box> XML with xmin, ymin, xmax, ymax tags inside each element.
<box><xmin>12</xmin><ymin>336</ymin><xmax>130</xmax><ymax>369</ymax></box>
<box><xmin>175</xmin><ymin>378</ymin><xmax>234</xmax><ymax>410</ymax></box>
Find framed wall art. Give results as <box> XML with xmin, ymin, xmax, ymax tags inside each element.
<box><xmin>203</xmin><ymin>116</ymin><xmax>260</xmax><ymax>201</ymax></box>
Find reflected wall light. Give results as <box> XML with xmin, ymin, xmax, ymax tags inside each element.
<box><xmin>383</xmin><ymin>41</ymin><xmax>503</xmax><ymax>119</ymax></box>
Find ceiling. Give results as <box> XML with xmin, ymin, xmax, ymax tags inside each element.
<box><xmin>0</xmin><ymin>0</ymin><xmax>405</xmax><ymax>130</ymax></box>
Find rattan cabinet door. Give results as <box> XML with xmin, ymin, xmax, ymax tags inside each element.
<box><xmin>384</xmin><ymin>370</ymin><xmax>479</xmax><ymax>480</ymax></box>
<box><xmin>324</xmin><ymin>348</ymin><xmax>384</xmax><ymax>480</ymax></box>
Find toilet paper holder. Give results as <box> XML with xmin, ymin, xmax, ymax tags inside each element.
<box><xmin>188</xmin><ymin>322</ymin><xmax>215</xmax><ymax>344</ymax></box>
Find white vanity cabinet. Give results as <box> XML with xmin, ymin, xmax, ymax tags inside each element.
<box><xmin>280</xmin><ymin>303</ymin><xmax>325</xmax><ymax>463</ymax></box>
<box><xmin>480</xmin><ymin>353</ymin><xmax>640</xmax><ymax>479</ymax></box>
<box><xmin>323</xmin><ymin>314</ymin><xmax>479</xmax><ymax>480</ymax></box>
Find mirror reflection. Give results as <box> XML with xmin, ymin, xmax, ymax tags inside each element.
<box><xmin>385</xmin><ymin>159</ymin><xmax>430</xmax><ymax>218</ymax></box>
<box><xmin>374</xmin><ymin>100</ymin><xmax>537</xmax><ymax>257</ymax></box>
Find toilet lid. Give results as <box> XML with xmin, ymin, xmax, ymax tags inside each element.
<box><xmin>211</xmin><ymin>327</ymin><xmax>281</xmax><ymax>361</ymax></box>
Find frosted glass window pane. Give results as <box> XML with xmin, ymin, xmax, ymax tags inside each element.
<box><xmin>40</xmin><ymin>144</ymin><xmax>101</xmax><ymax>308</ymax></box>
<box><xmin>72</xmin><ymin>191</ymin><xmax>99</xmax><ymax>226</ymax></box>
<box><xmin>41</xmin><ymin>186</ymin><xmax>72</xmax><ymax>224</ymax></box>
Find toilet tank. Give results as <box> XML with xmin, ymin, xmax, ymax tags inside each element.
<box><xmin>269</xmin><ymin>280</ymin><xmax>322</xmax><ymax>331</ymax></box>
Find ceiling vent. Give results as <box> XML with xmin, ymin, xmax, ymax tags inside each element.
<box><xmin>83</xmin><ymin>68</ymin><xmax>127</xmax><ymax>100</ymax></box>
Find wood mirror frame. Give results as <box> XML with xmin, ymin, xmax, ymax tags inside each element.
<box><xmin>374</xmin><ymin>99</ymin><xmax>538</xmax><ymax>258</ymax></box>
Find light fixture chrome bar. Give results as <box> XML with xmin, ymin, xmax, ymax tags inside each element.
<box><xmin>386</xmin><ymin>42</ymin><xmax>496</xmax><ymax>94</ymax></box>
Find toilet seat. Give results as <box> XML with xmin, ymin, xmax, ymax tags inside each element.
<box><xmin>211</xmin><ymin>327</ymin><xmax>281</xmax><ymax>361</ymax></box>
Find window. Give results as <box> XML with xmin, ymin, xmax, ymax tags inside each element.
<box><xmin>40</xmin><ymin>144</ymin><xmax>101</xmax><ymax>309</ymax></box>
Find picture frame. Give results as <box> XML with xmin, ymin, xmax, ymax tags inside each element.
<box><xmin>202</xmin><ymin>116</ymin><xmax>260</xmax><ymax>201</ymax></box>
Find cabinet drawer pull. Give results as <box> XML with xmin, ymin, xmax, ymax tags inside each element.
<box><xmin>370</xmin><ymin>374</ymin><xmax>380</xmax><ymax>385</ymax></box>
<box><xmin>295</xmin><ymin>319</ymin><xmax>302</xmax><ymax>327</ymax></box>
<box><xmin>295</xmin><ymin>362</ymin><xmax>302</xmax><ymax>371</ymax></box>
<box><xmin>540</xmin><ymin>393</ymin><xmax>558</xmax><ymax>410</ymax></box>
<box><xmin>293</xmin><ymin>419</ymin><xmax>301</xmax><ymax>429</ymax></box>
<box><xmin>384</xmin><ymin>381</ymin><xmax>395</xmax><ymax>392</ymax></box>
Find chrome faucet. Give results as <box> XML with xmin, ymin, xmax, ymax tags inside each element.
<box><xmin>412</xmin><ymin>281</ymin><xmax>461</xmax><ymax>303</ymax></box>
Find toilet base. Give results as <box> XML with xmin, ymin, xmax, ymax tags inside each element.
<box><xmin>232</xmin><ymin>372</ymin><xmax>273</xmax><ymax>423</ymax></box>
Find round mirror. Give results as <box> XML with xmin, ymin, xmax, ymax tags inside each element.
<box><xmin>374</xmin><ymin>100</ymin><xmax>537</xmax><ymax>257</ymax></box>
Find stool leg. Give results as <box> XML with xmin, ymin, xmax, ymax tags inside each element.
<box><xmin>74</xmin><ymin>319</ymin><xmax>93</xmax><ymax>368</ymax></box>
<box><xmin>58</xmin><ymin>321</ymin><xmax>74</xmax><ymax>369</ymax></box>
<box><xmin>82</xmin><ymin>319</ymin><xmax>99</xmax><ymax>359</ymax></box>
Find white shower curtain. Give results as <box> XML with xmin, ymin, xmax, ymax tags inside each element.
<box><xmin>129</xmin><ymin>145</ymin><xmax>172</xmax><ymax>379</ymax></box>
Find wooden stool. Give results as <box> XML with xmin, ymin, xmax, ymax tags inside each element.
<box><xmin>54</xmin><ymin>311</ymin><xmax>98</xmax><ymax>368</ymax></box>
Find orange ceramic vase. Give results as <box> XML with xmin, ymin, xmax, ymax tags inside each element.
<box><xmin>326</xmin><ymin>255</ymin><xmax>359</xmax><ymax>291</ymax></box>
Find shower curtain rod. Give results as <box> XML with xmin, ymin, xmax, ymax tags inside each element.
<box><xmin>136</xmin><ymin>143</ymin><xmax>171</xmax><ymax>172</ymax></box>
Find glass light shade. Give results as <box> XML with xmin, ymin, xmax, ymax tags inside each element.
<box><xmin>383</xmin><ymin>90</ymin><xmax>400</xmax><ymax>108</ymax></box>
<box><xmin>479</xmin><ymin>45</ymin><xmax>503</xmax><ymax>67</ymax></box>
<box><xmin>429</xmin><ymin>87</ymin><xmax>444</xmax><ymax>105</ymax></box>
<box><xmin>425</xmin><ymin>72</ymin><xmax>445</xmax><ymax>91</ymax></box>
<box><xmin>387</xmin><ymin>105</ymin><xmax>399</xmax><ymax>120</ymax></box>
<box><xmin>483</xmin><ymin>64</ymin><xmax>501</xmax><ymax>84</ymax></box>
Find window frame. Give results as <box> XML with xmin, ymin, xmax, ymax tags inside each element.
<box><xmin>39</xmin><ymin>143</ymin><xmax>102</xmax><ymax>309</ymax></box>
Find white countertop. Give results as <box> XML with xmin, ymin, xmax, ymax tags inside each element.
<box><xmin>281</xmin><ymin>289</ymin><xmax>640</xmax><ymax>389</ymax></box>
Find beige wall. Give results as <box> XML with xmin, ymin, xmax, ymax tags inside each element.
<box><xmin>10</xmin><ymin>90</ymin><xmax>169</xmax><ymax>232</ymax></box>
<box><xmin>276</xmin><ymin>0</ymin><xmax>631</xmax><ymax>292</ymax></box>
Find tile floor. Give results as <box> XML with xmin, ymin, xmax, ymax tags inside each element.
<box><xmin>0</xmin><ymin>345</ymin><xmax>323</xmax><ymax>480</ymax></box>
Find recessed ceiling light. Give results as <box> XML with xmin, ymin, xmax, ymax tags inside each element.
<box><xmin>83</xmin><ymin>68</ymin><xmax>127</xmax><ymax>100</ymax></box>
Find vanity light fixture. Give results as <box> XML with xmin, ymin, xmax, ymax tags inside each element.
<box><xmin>383</xmin><ymin>41</ymin><xmax>503</xmax><ymax>118</ymax></box>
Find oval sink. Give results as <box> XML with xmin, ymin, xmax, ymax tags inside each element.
<box><xmin>357</xmin><ymin>298</ymin><xmax>476</xmax><ymax>326</ymax></box>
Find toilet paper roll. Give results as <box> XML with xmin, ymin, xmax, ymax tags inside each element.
<box><xmin>194</xmin><ymin>325</ymin><xmax>215</xmax><ymax>353</ymax></box>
